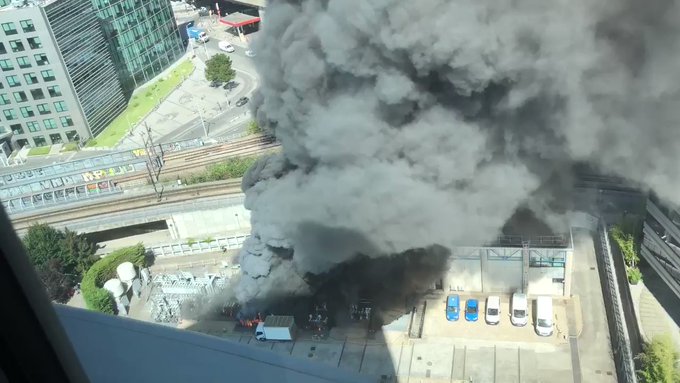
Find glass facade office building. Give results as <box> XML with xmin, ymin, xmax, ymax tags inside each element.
<box><xmin>0</xmin><ymin>0</ymin><xmax>184</xmax><ymax>147</ymax></box>
<box><xmin>92</xmin><ymin>0</ymin><xmax>184</xmax><ymax>93</ymax></box>
<box><xmin>44</xmin><ymin>0</ymin><xmax>127</xmax><ymax>137</ymax></box>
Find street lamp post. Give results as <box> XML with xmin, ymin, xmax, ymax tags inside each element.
<box><xmin>235</xmin><ymin>213</ymin><xmax>240</xmax><ymax>228</ymax></box>
<box><xmin>197</xmin><ymin>108</ymin><xmax>208</xmax><ymax>137</ymax></box>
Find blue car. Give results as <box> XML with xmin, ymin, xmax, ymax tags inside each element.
<box><xmin>465</xmin><ymin>299</ymin><xmax>479</xmax><ymax>322</ymax></box>
<box><xmin>446</xmin><ymin>295</ymin><xmax>460</xmax><ymax>321</ymax></box>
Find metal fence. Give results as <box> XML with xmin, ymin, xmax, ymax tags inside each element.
<box><xmin>97</xmin><ymin>233</ymin><xmax>250</xmax><ymax>258</ymax></box>
<box><xmin>596</xmin><ymin>221</ymin><xmax>637</xmax><ymax>383</ymax></box>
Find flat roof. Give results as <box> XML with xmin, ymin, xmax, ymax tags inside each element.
<box><xmin>219</xmin><ymin>12</ymin><xmax>260</xmax><ymax>28</ymax></box>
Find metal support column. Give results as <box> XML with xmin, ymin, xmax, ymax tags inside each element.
<box><xmin>522</xmin><ymin>241</ymin><xmax>530</xmax><ymax>294</ymax></box>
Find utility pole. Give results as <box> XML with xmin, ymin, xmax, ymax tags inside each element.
<box><xmin>197</xmin><ymin>108</ymin><xmax>208</xmax><ymax>137</ymax></box>
<box><xmin>140</xmin><ymin>123</ymin><xmax>164</xmax><ymax>201</ymax></box>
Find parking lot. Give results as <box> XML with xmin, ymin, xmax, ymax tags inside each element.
<box><xmin>421</xmin><ymin>293</ymin><xmax>572</xmax><ymax>345</ymax></box>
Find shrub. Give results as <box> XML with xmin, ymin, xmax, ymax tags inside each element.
<box><xmin>203</xmin><ymin>237</ymin><xmax>215</xmax><ymax>243</ymax></box>
<box><xmin>81</xmin><ymin>243</ymin><xmax>147</xmax><ymax>314</ymax></box>
<box><xmin>638</xmin><ymin>335</ymin><xmax>680</xmax><ymax>383</ymax></box>
<box><xmin>183</xmin><ymin>156</ymin><xmax>258</xmax><ymax>185</ymax></box>
<box><xmin>247</xmin><ymin>120</ymin><xmax>261</xmax><ymax>135</ymax></box>
<box><xmin>627</xmin><ymin>267</ymin><xmax>643</xmax><ymax>285</ymax></box>
<box><xmin>611</xmin><ymin>225</ymin><xmax>640</xmax><ymax>267</ymax></box>
<box><xmin>186</xmin><ymin>238</ymin><xmax>197</xmax><ymax>246</ymax></box>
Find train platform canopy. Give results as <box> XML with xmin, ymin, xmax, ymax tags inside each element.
<box><xmin>219</xmin><ymin>12</ymin><xmax>261</xmax><ymax>28</ymax></box>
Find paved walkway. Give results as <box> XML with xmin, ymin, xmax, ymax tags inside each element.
<box><xmin>115</xmin><ymin>53</ymin><xmax>256</xmax><ymax>150</ymax></box>
<box><xmin>630</xmin><ymin>280</ymin><xmax>680</xmax><ymax>350</ymax></box>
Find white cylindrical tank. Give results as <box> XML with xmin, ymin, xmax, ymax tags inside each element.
<box><xmin>103</xmin><ymin>279</ymin><xmax>125</xmax><ymax>297</ymax></box>
<box><xmin>116</xmin><ymin>262</ymin><xmax>137</xmax><ymax>284</ymax></box>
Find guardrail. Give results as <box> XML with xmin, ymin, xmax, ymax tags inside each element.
<box><xmin>98</xmin><ymin>233</ymin><xmax>250</xmax><ymax>259</ymax></box>
<box><xmin>596</xmin><ymin>221</ymin><xmax>637</xmax><ymax>383</ymax></box>
<box><xmin>150</xmin><ymin>234</ymin><xmax>250</xmax><ymax>258</ymax></box>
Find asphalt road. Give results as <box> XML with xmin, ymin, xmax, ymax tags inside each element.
<box><xmin>155</xmin><ymin>40</ymin><xmax>259</xmax><ymax>144</ymax></box>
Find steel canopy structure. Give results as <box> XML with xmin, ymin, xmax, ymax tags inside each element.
<box><xmin>218</xmin><ymin>12</ymin><xmax>261</xmax><ymax>28</ymax></box>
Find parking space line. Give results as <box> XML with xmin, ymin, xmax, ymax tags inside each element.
<box><xmin>494</xmin><ymin>345</ymin><xmax>497</xmax><ymax>382</ymax></box>
<box><xmin>407</xmin><ymin>343</ymin><xmax>415</xmax><ymax>383</ymax></box>
<box><xmin>569</xmin><ymin>336</ymin><xmax>583</xmax><ymax>383</ymax></box>
<box><xmin>517</xmin><ymin>347</ymin><xmax>521</xmax><ymax>383</ymax></box>
<box><xmin>450</xmin><ymin>345</ymin><xmax>456</xmax><ymax>383</ymax></box>
<box><xmin>358</xmin><ymin>342</ymin><xmax>367</xmax><ymax>373</ymax></box>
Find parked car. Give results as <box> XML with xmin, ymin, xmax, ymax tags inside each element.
<box><xmin>245</xmin><ymin>49</ymin><xmax>256</xmax><ymax>57</ymax></box>
<box><xmin>198</xmin><ymin>7</ymin><xmax>210</xmax><ymax>16</ymax></box>
<box><xmin>535</xmin><ymin>296</ymin><xmax>554</xmax><ymax>336</ymax></box>
<box><xmin>209</xmin><ymin>81</ymin><xmax>222</xmax><ymax>88</ymax></box>
<box><xmin>465</xmin><ymin>299</ymin><xmax>479</xmax><ymax>322</ymax></box>
<box><xmin>485</xmin><ymin>296</ymin><xmax>500</xmax><ymax>325</ymax></box>
<box><xmin>511</xmin><ymin>293</ymin><xmax>528</xmax><ymax>326</ymax></box>
<box><xmin>223</xmin><ymin>81</ymin><xmax>237</xmax><ymax>90</ymax></box>
<box><xmin>235</xmin><ymin>96</ymin><xmax>249</xmax><ymax>107</ymax></box>
<box><xmin>445</xmin><ymin>294</ymin><xmax>460</xmax><ymax>321</ymax></box>
<box><xmin>218</xmin><ymin>41</ymin><xmax>235</xmax><ymax>53</ymax></box>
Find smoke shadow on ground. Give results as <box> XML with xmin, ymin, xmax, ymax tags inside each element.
<box><xmin>184</xmin><ymin>245</ymin><xmax>451</xmax><ymax>381</ymax></box>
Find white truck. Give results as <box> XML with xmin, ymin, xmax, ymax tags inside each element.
<box><xmin>255</xmin><ymin>315</ymin><xmax>296</xmax><ymax>341</ymax></box>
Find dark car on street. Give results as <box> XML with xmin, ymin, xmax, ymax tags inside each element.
<box><xmin>235</xmin><ymin>97</ymin><xmax>249</xmax><ymax>107</ymax></box>
<box><xmin>209</xmin><ymin>81</ymin><xmax>222</xmax><ymax>88</ymax></box>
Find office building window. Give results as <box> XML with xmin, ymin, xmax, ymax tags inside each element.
<box><xmin>40</xmin><ymin>69</ymin><xmax>54</xmax><ymax>81</ymax></box>
<box><xmin>47</xmin><ymin>85</ymin><xmax>60</xmax><ymax>97</ymax></box>
<box><xmin>2</xmin><ymin>22</ymin><xmax>17</xmax><ymax>35</ymax></box>
<box><xmin>5</xmin><ymin>75</ymin><xmax>19</xmax><ymax>87</ymax></box>
<box><xmin>0</xmin><ymin>43</ymin><xmax>6</xmax><ymax>54</ymax></box>
<box><xmin>60</xmin><ymin>116</ymin><xmax>73</xmax><ymax>127</ymax></box>
<box><xmin>9</xmin><ymin>40</ymin><xmax>24</xmax><ymax>52</ymax></box>
<box><xmin>53</xmin><ymin>101</ymin><xmax>67</xmax><ymax>112</ymax></box>
<box><xmin>16</xmin><ymin>56</ymin><xmax>30</xmax><ymax>69</ymax></box>
<box><xmin>19</xmin><ymin>20</ymin><xmax>35</xmax><ymax>33</ymax></box>
<box><xmin>30</xmin><ymin>88</ymin><xmax>44</xmax><ymax>100</ymax></box>
<box><xmin>43</xmin><ymin>118</ymin><xmax>57</xmax><ymax>129</ymax></box>
<box><xmin>0</xmin><ymin>126</ymin><xmax>6</xmax><ymax>133</ymax></box>
<box><xmin>0</xmin><ymin>59</ymin><xmax>13</xmax><ymax>71</ymax></box>
<box><xmin>3</xmin><ymin>109</ymin><xmax>17</xmax><ymax>120</ymax></box>
<box><xmin>10</xmin><ymin>123</ymin><xmax>23</xmax><ymax>135</ymax></box>
<box><xmin>33</xmin><ymin>135</ymin><xmax>46</xmax><ymax>147</ymax></box>
<box><xmin>19</xmin><ymin>106</ymin><xmax>34</xmax><ymax>118</ymax></box>
<box><xmin>36</xmin><ymin>103</ymin><xmax>50</xmax><ymax>115</ymax></box>
<box><xmin>12</xmin><ymin>91</ymin><xmax>27</xmax><ymax>102</ymax></box>
<box><xmin>23</xmin><ymin>73</ymin><xmax>38</xmax><ymax>85</ymax></box>
<box><xmin>34</xmin><ymin>53</ymin><xmax>48</xmax><ymax>66</ymax></box>
<box><xmin>49</xmin><ymin>133</ymin><xmax>62</xmax><ymax>144</ymax></box>
<box><xmin>27</xmin><ymin>37</ymin><xmax>41</xmax><ymax>49</ymax></box>
<box><xmin>0</xmin><ymin>93</ymin><xmax>9</xmax><ymax>105</ymax></box>
<box><xmin>26</xmin><ymin>121</ymin><xmax>40</xmax><ymax>132</ymax></box>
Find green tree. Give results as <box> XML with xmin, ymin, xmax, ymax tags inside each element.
<box><xmin>205</xmin><ymin>53</ymin><xmax>236</xmax><ymax>83</ymax></box>
<box><xmin>23</xmin><ymin>224</ymin><xmax>72</xmax><ymax>269</ymax></box>
<box><xmin>638</xmin><ymin>335</ymin><xmax>680</xmax><ymax>383</ymax></box>
<box><xmin>36</xmin><ymin>259</ymin><xmax>75</xmax><ymax>303</ymax></box>
<box><xmin>23</xmin><ymin>224</ymin><xmax>99</xmax><ymax>301</ymax></box>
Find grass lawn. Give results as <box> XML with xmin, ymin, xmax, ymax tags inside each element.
<box><xmin>86</xmin><ymin>59</ymin><xmax>195</xmax><ymax>148</ymax></box>
<box><xmin>60</xmin><ymin>142</ymin><xmax>79</xmax><ymax>152</ymax></box>
<box><xmin>28</xmin><ymin>146</ymin><xmax>51</xmax><ymax>156</ymax></box>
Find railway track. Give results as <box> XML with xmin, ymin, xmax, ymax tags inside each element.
<box><xmin>116</xmin><ymin>135</ymin><xmax>280</xmax><ymax>187</ymax></box>
<box><xmin>11</xmin><ymin>179</ymin><xmax>243</xmax><ymax>231</ymax></box>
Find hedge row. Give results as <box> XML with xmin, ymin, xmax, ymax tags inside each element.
<box><xmin>81</xmin><ymin>243</ymin><xmax>147</xmax><ymax>314</ymax></box>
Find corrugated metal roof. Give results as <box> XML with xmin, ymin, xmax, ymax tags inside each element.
<box><xmin>265</xmin><ymin>315</ymin><xmax>294</xmax><ymax>328</ymax></box>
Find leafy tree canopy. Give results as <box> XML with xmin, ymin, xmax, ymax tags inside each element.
<box><xmin>205</xmin><ymin>53</ymin><xmax>236</xmax><ymax>83</ymax></box>
<box><xmin>23</xmin><ymin>224</ymin><xmax>99</xmax><ymax>301</ymax></box>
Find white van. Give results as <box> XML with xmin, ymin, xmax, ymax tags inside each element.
<box><xmin>535</xmin><ymin>296</ymin><xmax>554</xmax><ymax>336</ymax></box>
<box><xmin>485</xmin><ymin>296</ymin><xmax>500</xmax><ymax>325</ymax></box>
<box><xmin>511</xmin><ymin>293</ymin><xmax>528</xmax><ymax>326</ymax></box>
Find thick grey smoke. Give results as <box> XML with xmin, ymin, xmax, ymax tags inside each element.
<box><xmin>235</xmin><ymin>0</ymin><xmax>680</xmax><ymax>302</ymax></box>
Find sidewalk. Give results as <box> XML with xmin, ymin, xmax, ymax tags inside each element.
<box><xmin>630</xmin><ymin>281</ymin><xmax>680</xmax><ymax>350</ymax></box>
<box><xmin>115</xmin><ymin>54</ymin><xmax>255</xmax><ymax>150</ymax></box>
